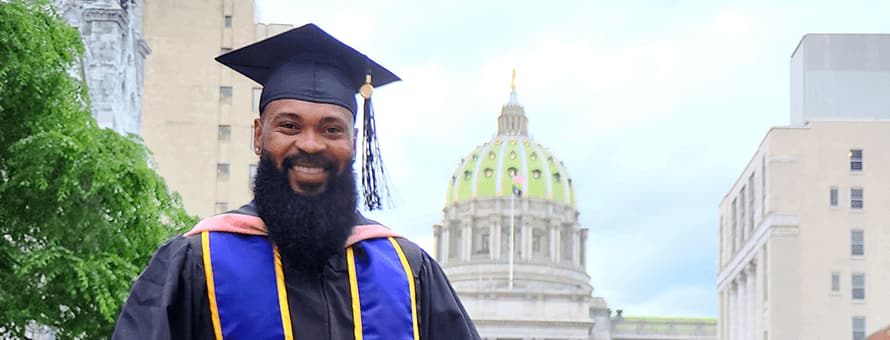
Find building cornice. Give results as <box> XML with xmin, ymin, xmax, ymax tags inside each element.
<box><xmin>716</xmin><ymin>212</ymin><xmax>799</xmax><ymax>290</ymax></box>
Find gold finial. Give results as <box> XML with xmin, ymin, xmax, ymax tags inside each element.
<box><xmin>511</xmin><ymin>69</ymin><xmax>516</xmax><ymax>89</ymax></box>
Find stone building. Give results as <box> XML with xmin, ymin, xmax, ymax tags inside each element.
<box><xmin>54</xmin><ymin>0</ymin><xmax>150</xmax><ymax>136</ymax></box>
<box><xmin>718</xmin><ymin>34</ymin><xmax>890</xmax><ymax>340</ymax></box>
<box><xmin>141</xmin><ymin>0</ymin><xmax>290</xmax><ymax>217</ymax></box>
<box><xmin>435</xmin><ymin>78</ymin><xmax>717</xmax><ymax>340</ymax></box>
<box><xmin>435</xmin><ymin>84</ymin><xmax>609</xmax><ymax>339</ymax></box>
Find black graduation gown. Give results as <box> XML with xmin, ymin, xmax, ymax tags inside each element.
<box><xmin>112</xmin><ymin>210</ymin><xmax>480</xmax><ymax>340</ymax></box>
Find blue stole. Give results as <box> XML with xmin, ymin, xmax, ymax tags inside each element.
<box><xmin>201</xmin><ymin>231</ymin><xmax>418</xmax><ymax>340</ymax></box>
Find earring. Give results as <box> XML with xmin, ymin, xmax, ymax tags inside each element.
<box><xmin>255</xmin><ymin>147</ymin><xmax>260</xmax><ymax>153</ymax></box>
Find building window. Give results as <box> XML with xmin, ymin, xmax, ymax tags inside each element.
<box><xmin>849</xmin><ymin>149</ymin><xmax>862</xmax><ymax>171</ymax></box>
<box><xmin>507</xmin><ymin>167</ymin><xmax>517</xmax><ymax>177</ymax></box>
<box><xmin>252</xmin><ymin>87</ymin><xmax>262</xmax><ymax>113</ymax></box>
<box><xmin>739</xmin><ymin>187</ymin><xmax>747</xmax><ymax>239</ymax></box>
<box><xmin>217</xmin><ymin>163</ymin><xmax>230</xmax><ymax>181</ymax></box>
<box><xmin>531</xmin><ymin>169</ymin><xmax>541</xmax><ymax>179</ymax></box>
<box><xmin>480</xmin><ymin>234</ymin><xmax>489</xmax><ymax>253</ymax></box>
<box><xmin>747</xmin><ymin>175</ymin><xmax>755</xmax><ymax>231</ymax></box>
<box><xmin>249</xmin><ymin>128</ymin><xmax>256</xmax><ymax>152</ymax></box>
<box><xmin>509</xmin><ymin>151</ymin><xmax>517</xmax><ymax>160</ymax></box>
<box><xmin>731</xmin><ymin>198</ymin><xmax>738</xmax><ymax>253</ymax></box>
<box><xmin>553</xmin><ymin>172</ymin><xmax>561</xmax><ymax>182</ymax></box>
<box><xmin>215</xmin><ymin>202</ymin><xmax>228</xmax><ymax>214</ymax></box>
<box><xmin>463</xmin><ymin>171</ymin><xmax>471</xmax><ymax>180</ymax></box>
<box><xmin>224</xmin><ymin>15</ymin><xmax>232</xmax><ymax>28</ymax></box>
<box><xmin>851</xmin><ymin>188</ymin><xmax>863</xmax><ymax>209</ymax></box>
<box><xmin>830</xmin><ymin>187</ymin><xmax>838</xmax><ymax>207</ymax></box>
<box><xmin>218</xmin><ymin>125</ymin><xmax>231</xmax><ymax>142</ymax></box>
<box><xmin>831</xmin><ymin>272</ymin><xmax>840</xmax><ymax>293</ymax></box>
<box><xmin>249</xmin><ymin>164</ymin><xmax>257</xmax><ymax>190</ymax></box>
<box><xmin>851</xmin><ymin>230</ymin><xmax>864</xmax><ymax>256</ymax></box>
<box><xmin>220</xmin><ymin>86</ymin><xmax>233</xmax><ymax>103</ymax></box>
<box><xmin>484</xmin><ymin>168</ymin><xmax>493</xmax><ymax>177</ymax></box>
<box><xmin>853</xmin><ymin>316</ymin><xmax>866</xmax><ymax>340</ymax></box>
<box><xmin>488</xmin><ymin>151</ymin><xmax>496</xmax><ymax>160</ymax></box>
<box><xmin>530</xmin><ymin>152</ymin><xmax>537</xmax><ymax>160</ymax></box>
<box><xmin>852</xmin><ymin>273</ymin><xmax>865</xmax><ymax>301</ymax></box>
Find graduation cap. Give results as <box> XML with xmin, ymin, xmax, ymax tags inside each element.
<box><xmin>216</xmin><ymin>23</ymin><xmax>399</xmax><ymax>211</ymax></box>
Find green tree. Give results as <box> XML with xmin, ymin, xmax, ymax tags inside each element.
<box><xmin>0</xmin><ymin>1</ymin><xmax>196</xmax><ymax>338</ymax></box>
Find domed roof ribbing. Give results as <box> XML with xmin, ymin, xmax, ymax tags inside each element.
<box><xmin>445</xmin><ymin>86</ymin><xmax>575</xmax><ymax>207</ymax></box>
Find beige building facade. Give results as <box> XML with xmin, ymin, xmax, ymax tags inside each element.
<box><xmin>717</xmin><ymin>34</ymin><xmax>890</xmax><ymax>340</ymax></box>
<box><xmin>142</xmin><ymin>0</ymin><xmax>290</xmax><ymax>217</ymax></box>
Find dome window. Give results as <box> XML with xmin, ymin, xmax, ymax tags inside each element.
<box><xmin>484</xmin><ymin>168</ymin><xmax>493</xmax><ymax>177</ymax></box>
<box><xmin>451</xmin><ymin>176</ymin><xmax>457</xmax><ymax>184</ymax></box>
<box><xmin>523</xmin><ymin>139</ymin><xmax>529</xmax><ymax>145</ymax></box>
<box><xmin>488</xmin><ymin>152</ymin><xmax>496</xmax><ymax>160</ymax></box>
<box><xmin>495</xmin><ymin>138</ymin><xmax>502</xmax><ymax>145</ymax></box>
<box><xmin>532</xmin><ymin>169</ymin><xmax>541</xmax><ymax>179</ymax></box>
<box><xmin>510</xmin><ymin>139</ymin><xmax>517</xmax><ymax>145</ymax></box>
<box><xmin>530</xmin><ymin>152</ymin><xmax>538</xmax><ymax>160</ymax></box>
<box><xmin>548</xmin><ymin>156</ymin><xmax>554</xmax><ymax>163</ymax></box>
<box><xmin>553</xmin><ymin>173</ymin><xmax>561</xmax><ymax>182</ymax></box>
<box><xmin>568</xmin><ymin>178</ymin><xmax>573</xmax><ymax>186</ymax></box>
<box><xmin>472</xmin><ymin>154</ymin><xmax>478</xmax><ymax>161</ymax></box>
<box><xmin>507</xmin><ymin>167</ymin><xmax>518</xmax><ymax>177</ymax></box>
<box><xmin>509</xmin><ymin>151</ymin><xmax>517</xmax><ymax>160</ymax></box>
<box><xmin>464</xmin><ymin>171</ymin><xmax>472</xmax><ymax>180</ymax></box>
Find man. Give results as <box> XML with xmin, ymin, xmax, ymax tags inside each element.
<box><xmin>113</xmin><ymin>24</ymin><xmax>480</xmax><ymax>340</ymax></box>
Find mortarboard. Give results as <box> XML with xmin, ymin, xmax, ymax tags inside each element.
<box><xmin>216</xmin><ymin>23</ymin><xmax>399</xmax><ymax>211</ymax></box>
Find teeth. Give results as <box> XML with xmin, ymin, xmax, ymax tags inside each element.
<box><xmin>292</xmin><ymin>166</ymin><xmax>324</xmax><ymax>174</ymax></box>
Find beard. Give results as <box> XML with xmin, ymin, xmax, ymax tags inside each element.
<box><xmin>253</xmin><ymin>151</ymin><xmax>358</xmax><ymax>276</ymax></box>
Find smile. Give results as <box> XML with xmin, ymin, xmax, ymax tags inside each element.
<box><xmin>291</xmin><ymin>165</ymin><xmax>326</xmax><ymax>174</ymax></box>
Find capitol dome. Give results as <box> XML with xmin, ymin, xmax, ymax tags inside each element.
<box><xmin>445</xmin><ymin>88</ymin><xmax>576</xmax><ymax>207</ymax></box>
<box><xmin>432</xmin><ymin>80</ymin><xmax>611</xmax><ymax>340</ymax></box>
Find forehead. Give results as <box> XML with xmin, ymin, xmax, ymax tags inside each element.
<box><xmin>262</xmin><ymin>99</ymin><xmax>354</xmax><ymax>122</ymax></box>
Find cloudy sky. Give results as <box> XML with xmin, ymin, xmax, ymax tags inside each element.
<box><xmin>254</xmin><ymin>0</ymin><xmax>889</xmax><ymax>318</ymax></box>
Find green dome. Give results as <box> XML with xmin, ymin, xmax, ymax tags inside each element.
<box><xmin>445</xmin><ymin>88</ymin><xmax>575</xmax><ymax>207</ymax></box>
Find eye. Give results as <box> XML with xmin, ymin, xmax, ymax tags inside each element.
<box><xmin>326</xmin><ymin>127</ymin><xmax>343</xmax><ymax>134</ymax></box>
<box><xmin>279</xmin><ymin>122</ymin><xmax>297</xmax><ymax>129</ymax></box>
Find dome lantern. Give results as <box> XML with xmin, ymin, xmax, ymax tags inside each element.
<box><xmin>497</xmin><ymin>69</ymin><xmax>528</xmax><ymax>136</ymax></box>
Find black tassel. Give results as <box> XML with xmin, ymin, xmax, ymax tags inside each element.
<box><xmin>361</xmin><ymin>95</ymin><xmax>391</xmax><ymax>210</ymax></box>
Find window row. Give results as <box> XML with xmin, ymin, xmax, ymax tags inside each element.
<box><xmin>218</xmin><ymin>86</ymin><xmax>263</xmax><ymax>114</ymax></box>
<box><xmin>461</xmin><ymin>168</ymin><xmax>566</xmax><ymax>183</ymax></box>
<box><xmin>830</xmin><ymin>272</ymin><xmax>867</xmax><ymax>301</ymax></box>
<box><xmin>216</xmin><ymin>163</ymin><xmax>258</xmax><ymax>190</ymax></box>
<box><xmin>829</xmin><ymin>187</ymin><xmax>864</xmax><ymax>209</ymax></box>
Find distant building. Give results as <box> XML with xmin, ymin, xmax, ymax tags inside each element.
<box><xmin>611</xmin><ymin>312</ymin><xmax>717</xmax><ymax>340</ymax></box>
<box><xmin>717</xmin><ymin>34</ymin><xmax>890</xmax><ymax>340</ymax></box>
<box><xmin>55</xmin><ymin>0</ymin><xmax>149</xmax><ymax>135</ymax></box>
<box><xmin>141</xmin><ymin>0</ymin><xmax>290</xmax><ymax>217</ymax></box>
<box><xmin>436</xmin><ymin>81</ymin><xmax>716</xmax><ymax>340</ymax></box>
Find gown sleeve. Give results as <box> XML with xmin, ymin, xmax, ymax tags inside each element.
<box><xmin>111</xmin><ymin>235</ymin><xmax>213</xmax><ymax>340</ymax></box>
<box><xmin>417</xmin><ymin>250</ymin><xmax>482</xmax><ymax>340</ymax></box>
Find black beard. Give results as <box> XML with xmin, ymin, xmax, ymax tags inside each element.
<box><xmin>253</xmin><ymin>151</ymin><xmax>358</xmax><ymax>276</ymax></box>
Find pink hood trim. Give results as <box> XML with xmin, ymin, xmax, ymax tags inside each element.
<box><xmin>184</xmin><ymin>213</ymin><xmax>401</xmax><ymax>247</ymax></box>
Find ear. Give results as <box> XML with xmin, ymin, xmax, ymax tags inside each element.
<box><xmin>253</xmin><ymin>117</ymin><xmax>263</xmax><ymax>155</ymax></box>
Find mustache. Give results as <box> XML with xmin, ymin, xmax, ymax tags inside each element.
<box><xmin>281</xmin><ymin>153</ymin><xmax>336</xmax><ymax>170</ymax></box>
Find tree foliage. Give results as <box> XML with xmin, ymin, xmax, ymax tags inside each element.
<box><xmin>0</xmin><ymin>1</ymin><xmax>196</xmax><ymax>338</ymax></box>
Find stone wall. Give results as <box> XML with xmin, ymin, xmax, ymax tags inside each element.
<box><xmin>54</xmin><ymin>0</ymin><xmax>149</xmax><ymax>136</ymax></box>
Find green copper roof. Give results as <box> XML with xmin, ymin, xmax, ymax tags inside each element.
<box><xmin>445</xmin><ymin>136</ymin><xmax>575</xmax><ymax>207</ymax></box>
<box><xmin>445</xmin><ymin>86</ymin><xmax>576</xmax><ymax>207</ymax></box>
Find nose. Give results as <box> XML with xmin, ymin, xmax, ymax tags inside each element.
<box><xmin>295</xmin><ymin>130</ymin><xmax>326</xmax><ymax>154</ymax></box>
